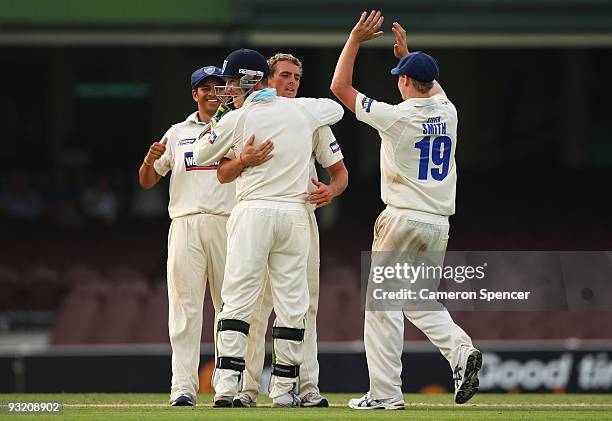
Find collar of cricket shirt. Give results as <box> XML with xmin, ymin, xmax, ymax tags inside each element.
<box><xmin>250</xmin><ymin>88</ymin><xmax>277</xmax><ymax>102</ymax></box>
<box><xmin>399</xmin><ymin>96</ymin><xmax>438</xmax><ymax>109</ymax></box>
<box><xmin>185</xmin><ymin>111</ymin><xmax>209</xmax><ymax>125</ymax></box>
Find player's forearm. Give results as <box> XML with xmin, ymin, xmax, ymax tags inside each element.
<box><xmin>330</xmin><ymin>38</ymin><xmax>360</xmax><ymax>113</ymax></box>
<box><xmin>327</xmin><ymin>161</ymin><xmax>349</xmax><ymax>197</ymax></box>
<box><xmin>139</xmin><ymin>164</ymin><xmax>161</xmax><ymax>189</ymax></box>
<box><xmin>217</xmin><ymin>157</ymin><xmax>244</xmax><ymax>184</ymax></box>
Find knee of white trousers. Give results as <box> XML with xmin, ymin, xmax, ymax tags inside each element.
<box><xmin>217</xmin><ymin>328</ymin><xmax>248</xmax><ymax>358</ymax></box>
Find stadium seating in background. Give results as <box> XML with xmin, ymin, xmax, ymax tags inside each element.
<box><xmin>50</xmin><ymin>281</ymin><xmax>109</xmax><ymax>344</ymax></box>
<box><xmin>0</xmin><ymin>265</ymin><xmax>20</xmax><ymax>311</ymax></box>
<box><xmin>133</xmin><ymin>281</ymin><xmax>169</xmax><ymax>344</ymax></box>
<box><xmin>91</xmin><ymin>281</ymin><xmax>149</xmax><ymax>344</ymax></box>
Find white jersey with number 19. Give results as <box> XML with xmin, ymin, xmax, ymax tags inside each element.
<box><xmin>355</xmin><ymin>92</ymin><xmax>458</xmax><ymax>216</ymax></box>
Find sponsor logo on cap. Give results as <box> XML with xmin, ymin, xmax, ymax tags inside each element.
<box><xmin>222</xmin><ymin>60</ymin><xmax>228</xmax><ymax>74</ymax></box>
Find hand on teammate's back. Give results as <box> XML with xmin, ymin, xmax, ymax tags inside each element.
<box><xmin>146</xmin><ymin>137</ymin><xmax>168</xmax><ymax>163</ymax></box>
<box><xmin>308</xmin><ymin>178</ymin><xmax>335</xmax><ymax>208</ymax></box>
<box><xmin>392</xmin><ymin>22</ymin><xmax>409</xmax><ymax>59</ymax></box>
<box><xmin>349</xmin><ymin>10</ymin><xmax>384</xmax><ymax>44</ymax></box>
<box><xmin>240</xmin><ymin>134</ymin><xmax>274</xmax><ymax>167</ymax></box>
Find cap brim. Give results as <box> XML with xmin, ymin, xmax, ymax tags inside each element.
<box><xmin>192</xmin><ymin>74</ymin><xmax>224</xmax><ymax>88</ymax></box>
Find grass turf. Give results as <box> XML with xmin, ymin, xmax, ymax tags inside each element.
<box><xmin>1</xmin><ymin>393</ymin><xmax>612</xmax><ymax>420</ymax></box>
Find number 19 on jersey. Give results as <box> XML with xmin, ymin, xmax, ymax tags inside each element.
<box><xmin>414</xmin><ymin>136</ymin><xmax>452</xmax><ymax>181</ymax></box>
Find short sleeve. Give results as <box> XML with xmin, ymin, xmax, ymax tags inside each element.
<box><xmin>313</xmin><ymin>125</ymin><xmax>343</xmax><ymax>168</ymax></box>
<box><xmin>224</xmin><ymin>145</ymin><xmax>238</xmax><ymax>160</ymax></box>
<box><xmin>153</xmin><ymin>126</ymin><xmax>175</xmax><ymax>177</ymax></box>
<box><xmin>293</xmin><ymin>97</ymin><xmax>344</xmax><ymax>129</ymax></box>
<box><xmin>355</xmin><ymin>92</ymin><xmax>400</xmax><ymax>133</ymax></box>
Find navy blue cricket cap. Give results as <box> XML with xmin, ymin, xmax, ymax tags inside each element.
<box><xmin>220</xmin><ymin>48</ymin><xmax>270</xmax><ymax>79</ymax></box>
<box><xmin>191</xmin><ymin>66</ymin><xmax>223</xmax><ymax>89</ymax></box>
<box><xmin>390</xmin><ymin>51</ymin><xmax>439</xmax><ymax>82</ymax></box>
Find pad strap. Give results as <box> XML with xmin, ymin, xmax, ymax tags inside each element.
<box><xmin>218</xmin><ymin>319</ymin><xmax>250</xmax><ymax>335</ymax></box>
<box><xmin>272</xmin><ymin>363</ymin><xmax>299</xmax><ymax>378</ymax></box>
<box><xmin>272</xmin><ymin>326</ymin><xmax>305</xmax><ymax>341</ymax></box>
<box><xmin>216</xmin><ymin>356</ymin><xmax>246</xmax><ymax>372</ymax></box>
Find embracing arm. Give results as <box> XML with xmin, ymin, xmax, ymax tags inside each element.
<box><xmin>216</xmin><ymin>135</ymin><xmax>275</xmax><ymax>183</ymax></box>
<box><xmin>308</xmin><ymin>160</ymin><xmax>348</xmax><ymax>208</ymax></box>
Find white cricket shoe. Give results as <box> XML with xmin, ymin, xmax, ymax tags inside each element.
<box><xmin>212</xmin><ymin>394</ymin><xmax>233</xmax><ymax>408</ymax></box>
<box><xmin>454</xmin><ymin>348</ymin><xmax>482</xmax><ymax>404</ymax></box>
<box><xmin>348</xmin><ymin>392</ymin><xmax>405</xmax><ymax>410</ymax></box>
<box><xmin>301</xmin><ymin>391</ymin><xmax>329</xmax><ymax>407</ymax></box>
<box><xmin>232</xmin><ymin>393</ymin><xmax>257</xmax><ymax>408</ymax></box>
<box><xmin>272</xmin><ymin>390</ymin><xmax>301</xmax><ymax>408</ymax></box>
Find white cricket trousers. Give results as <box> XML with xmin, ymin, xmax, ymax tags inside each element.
<box><xmin>242</xmin><ymin>212</ymin><xmax>321</xmax><ymax>400</ymax></box>
<box><xmin>365</xmin><ymin>206</ymin><xmax>474</xmax><ymax>400</ymax></box>
<box><xmin>167</xmin><ymin>213</ymin><xmax>228</xmax><ymax>403</ymax></box>
<box><xmin>214</xmin><ymin>200</ymin><xmax>310</xmax><ymax>399</ymax></box>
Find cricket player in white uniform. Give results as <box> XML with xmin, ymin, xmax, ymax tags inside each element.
<box><xmin>138</xmin><ymin>66</ymin><xmax>235</xmax><ymax>407</ymax></box>
<box><xmin>216</xmin><ymin>53</ymin><xmax>349</xmax><ymax>408</ymax></box>
<box><xmin>193</xmin><ymin>48</ymin><xmax>344</xmax><ymax>408</ymax></box>
<box><xmin>331</xmin><ymin>11</ymin><xmax>481</xmax><ymax>409</ymax></box>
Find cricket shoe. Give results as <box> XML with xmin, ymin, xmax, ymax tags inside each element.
<box><xmin>348</xmin><ymin>392</ymin><xmax>405</xmax><ymax>410</ymax></box>
<box><xmin>171</xmin><ymin>394</ymin><xmax>194</xmax><ymax>406</ymax></box>
<box><xmin>232</xmin><ymin>393</ymin><xmax>257</xmax><ymax>408</ymax></box>
<box><xmin>454</xmin><ymin>348</ymin><xmax>482</xmax><ymax>404</ymax></box>
<box><xmin>301</xmin><ymin>391</ymin><xmax>329</xmax><ymax>407</ymax></box>
<box><xmin>272</xmin><ymin>390</ymin><xmax>301</xmax><ymax>408</ymax></box>
<box><xmin>212</xmin><ymin>395</ymin><xmax>233</xmax><ymax>408</ymax></box>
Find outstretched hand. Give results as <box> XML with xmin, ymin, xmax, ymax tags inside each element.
<box><xmin>392</xmin><ymin>22</ymin><xmax>409</xmax><ymax>59</ymax></box>
<box><xmin>349</xmin><ymin>10</ymin><xmax>384</xmax><ymax>44</ymax></box>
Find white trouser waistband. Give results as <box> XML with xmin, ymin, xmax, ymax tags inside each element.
<box><xmin>385</xmin><ymin>205</ymin><xmax>449</xmax><ymax>226</ymax></box>
<box><xmin>236</xmin><ymin>199</ymin><xmax>307</xmax><ymax>211</ymax></box>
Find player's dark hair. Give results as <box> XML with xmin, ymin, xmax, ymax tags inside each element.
<box><xmin>413</xmin><ymin>79</ymin><xmax>434</xmax><ymax>94</ymax></box>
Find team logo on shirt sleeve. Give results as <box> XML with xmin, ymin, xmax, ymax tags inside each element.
<box><xmin>361</xmin><ymin>96</ymin><xmax>374</xmax><ymax>113</ymax></box>
<box><xmin>329</xmin><ymin>140</ymin><xmax>341</xmax><ymax>153</ymax></box>
<box><xmin>184</xmin><ymin>151</ymin><xmax>219</xmax><ymax>171</ymax></box>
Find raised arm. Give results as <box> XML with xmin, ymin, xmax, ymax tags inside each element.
<box><xmin>331</xmin><ymin>10</ymin><xmax>384</xmax><ymax>113</ymax></box>
<box><xmin>392</xmin><ymin>21</ymin><xmax>447</xmax><ymax>98</ymax></box>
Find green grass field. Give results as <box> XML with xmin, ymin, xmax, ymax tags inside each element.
<box><xmin>1</xmin><ymin>393</ymin><xmax>612</xmax><ymax>420</ymax></box>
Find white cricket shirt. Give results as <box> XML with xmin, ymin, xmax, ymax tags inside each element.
<box><xmin>195</xmin><ymin>91</ymin><xmax>344</xmax><ymax>204</ymax></box>
<box><xmin>153</xmin><ymin>112</ymin><xmax>236</xmax><ymax>219</ymax></box>
<box><xmin>355</xmin><ymin>92</ymin><xmax>458</xmax><ymax>216</ymax></box>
